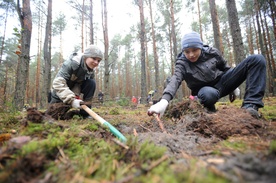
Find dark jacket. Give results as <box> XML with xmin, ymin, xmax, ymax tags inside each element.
<box><xmin>51</xmin><ymin>53</ymin><xmax>95</xmax><ymax>104</ymax></box>
<box><xmin>162</xmin><ymin>45</ymin><xmax>230</xmax><ymax>101</ymax></box>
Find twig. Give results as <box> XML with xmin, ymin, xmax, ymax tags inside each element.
<box><xmin>153</xmin><ymin>114</ymin><xmax>167</xmax><ymax>133</ymax></box>
<box><xmin>111</xmin><ymin>138</ymin><xmax>129</xmax><ymax>149</ymax></box>
<box><xmin>133</xmin><ymin>128</ymin><xmax>138</xmax><ymax>136</ymax></box>
<box><xmin>145</xmin><ymin>155</ymin><xmax>169</xmax><ymax>171</ymax></box>
<box><xmin>115</xmin><ymin>155</ymin><xmax>169</xmax><ymax>183</ymax></box>
<box><xmin>139</xmin><ymin>124</ymin><xmax>152</xmax><ymax>132</ymax></box>
<box><xmin>57</xmin><ymin>146</ymin><xmax>69</xmax><ymax>164</ymax></box>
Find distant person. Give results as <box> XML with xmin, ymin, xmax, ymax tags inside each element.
<box><xmin>132</xmin><ymin>96</ymin><xmax>137</xmax><ymax>104</ymax></box>
<box><xmin>48</xmin><ymin>45</ymin><xmax>103</xmax><ymax>119</ymax></box>
<box><xmin>148</xmin><ymin>31</ymin><xmax>266</xmax><ymax>118</ymax></box>
<box><xmin>138</xmin><ymin>96</ymin><xmax>141</xmax><ymax>104</ymax></box>
<box><xmin>147</xmin><ymin>90</ymin><xmax>156</xmax><ymax>103</ymax></box>
<box><xmin>98</xmin><ymin>90</ymin><xmax>104</xmax><ymax>103</ymax></box>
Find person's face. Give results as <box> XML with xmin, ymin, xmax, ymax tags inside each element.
<box><xmin>85</xmin><ymin>57</ymin><xmax>101</xmax><ymax>69</ymax></box>
<box><xmin>183</xmin><ymin>48</ymin><xmax>202</xmax><ymax>62</ymax></box>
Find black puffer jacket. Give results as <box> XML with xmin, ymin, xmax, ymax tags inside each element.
<box><xmin>162</xmin><ymin>45</ymin><xmax>230</xmax><ymax>101</ymax></box>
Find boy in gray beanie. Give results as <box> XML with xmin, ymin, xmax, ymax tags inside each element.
<box><xmin>148</xmin><ymin>31</ymin><xmax>266</xmax><ymax>119</ymax></box>
<box><xmin>48</xmin><ymin>44</ymin><xmax>103</xmax><ymax>119</ymax></box>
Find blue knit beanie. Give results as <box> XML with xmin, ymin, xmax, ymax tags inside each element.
<box><xmin>181</xmin><ymin>31</ymin><xmax>203</xmax><ymax>50</ymax></box>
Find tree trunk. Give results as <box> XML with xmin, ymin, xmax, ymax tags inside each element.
<box><xmin>260</xmin><ymin>3</ymin><xmax>275</xmax><ymax>95</ymax></box>
<box><xmin>81</xmin><ymin>0</ymin><xmax>85</xmax><ymax>51</ymax></box>
<box><xmin>148</xmin><ymin>0</ymin><xmax>160</xmax><ymax>95</ymax></box>
<box><xmin>42</xmin><ymin>0</ymin><xmax>52</xmax><ymax>108</ymax></box>
<box><xmin>146</xmin><ymin>41</ymin><xmax>151</xmax><ymax>91</ymax></box>
<box><xmin>197</xmin><ymin>0</ymin><xmax>203</xmax><ymax>41</ymax></box>
<box><xmin>14</xmin><ymin>0</ymin><xmax>32</xmax><ymax>110</ymax></box>
<box><xmin>254</xmin><ymin>0</ymin><xmax>265</xmax><ymax>55</ymax></box>
<box><xmin>170</xmin><ymin>0</ymin><xmax>177</xmax><ymax>60</ymax></box>
<box><xmin>35</xmin><ymin>3</ymin><xmax>43</xmax><ymax>108</ymax></box>
<box><xmin>246</xmin><ymin>14</ymin><xmax>254</xmax><ymax>54</ymax></box>
<box><xmin>209</xmin><ymin>0</ymin><xmax>224</xmax><ymax>54</ymax></box>
<box><xmin>138</xmin><ymin>0</ymin><xmax>147</xmax><ymax>104</ymax></box>
<box><xmin>125</xmin><ymin>50</ymin><xmax>131</xmax><ymax>97</ymax></box>
<box><xmin>268</xmin><ymin>0</ymin><xmax>276</xmax><ymax>41</ymax></box>
<box><xmin>0</xmin><ymin>2</ymin><xmax>10</xmax><ymax>64</ymax></box>
<box><xmin>170</xmin><ymin>0</ymin><xmax>182</xmax><ymax>99</ymax></box>
<box><xmin>252</xmin><ymin>15</ymin><xmax>260</xmax><ymax>54</ymax></box>
<box><xmin>89</xmin><ymin>0</ymin><xmax>94</xmax><ymax>44</ymax></box>
<box><xmin>101</xmin><ymin>0</ymin><xmax>110</xmax><ymax>99</ymax></box>
<box><xmin>226</xmin><ymin>0</ymin><xmax>245</xmax><ymax>64</ymax></box>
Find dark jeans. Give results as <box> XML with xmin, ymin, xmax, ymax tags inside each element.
<box><xmin>197</xmin><ymin>54</ymin><xmax>266</xmax><ymax>108</ymax></box>
<box><xmin>80</xmin><ymin>79</ymin><xmax>96</xmax><ymax>102</ymax></box>
<box><xmin>50</xmin><ymin>79</ymin><xmax>96</xmax><ymax>117</ymax></box>
<box><xmin>50</xmin><ymin>79</ymin><xmax>96</xmax><ymax>103</ymax></box>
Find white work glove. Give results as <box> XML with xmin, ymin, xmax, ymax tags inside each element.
<box><xmin>229</xmin><ymin>88</ymin><xmax>240</xmax><ymax>103</ymax></box>
<box><xmin>233</xmin><ymin>88</ymin><xmax>240</xmax><ymax>96</ymax></box>
<box><xmin>147</xmin><ymin>99</ymin><xmax>169</xmax><ymax>117</ymax></box>
<box><xmin>71</xmin><ymin>99</ymin><xmax>83</xmax><ymax>109</ymax></box>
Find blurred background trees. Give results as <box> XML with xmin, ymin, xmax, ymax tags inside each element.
<box><xmin>0</xmin><ymin>0</ymin><xmax>275</xmax><ymax>110</ymax></box>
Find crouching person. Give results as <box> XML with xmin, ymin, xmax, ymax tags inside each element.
<box><xmin>48</xmin><ymin>45</ymin><xmax>103</xmax><ymax>119</ymax></box>
<box><xmin>148</xmin><ymin>31</ymin><xmax>266</xmax><ymax>119</ymax></box>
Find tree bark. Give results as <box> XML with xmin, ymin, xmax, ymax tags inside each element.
<box><xmin>170</xmin><ymin>0</ymin><xmax>182</xmax><ymax>99</ymax></box>
<box><xmin>197</xmin><ymin>0</ymin><xmax>203</xmax><ymax>41</ymax></box>
<box><xmin>89</xmin><ymin>0</ymin><xmax>94</xmax><ymax>44</ymax></box>
<box><xmin>138</xmin><ymin>0</ymin><xmax>147</xmax><ymax>103</ymax></box>
<box><xmin>209</xmin><ymin>0</ymin><xmax>224</xmax><ymax>54</ymax></box>
<box><xmin>14</xmin><ymin>0</ymin><xmax>32</xmax><ymax>110</ymax></box>
<box><xmin>226</xmin><ymin>0</ymin><xmax>245</xmax><ymax>64</ymax></box>
<box><xmin>148</xmin><ymin>0</ymin><xmax>160</xmax><ymax>95</ymax></box>
<box><xmin>101</xmin><ymin>0</ymin><xmax>110</xmax><ymax>98</ymax></box>
<box><xmin>42</xmin><ymin>0</ymin><xmax>52</xmax><ymax>108</ymax></box>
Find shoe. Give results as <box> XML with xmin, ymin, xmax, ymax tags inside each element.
<box><xmin>242</xmin><ymin>104</ymin><xmax>261</xmax><ymax>119</ymax></box>
<box><xmin>205</xmin><ymin>105</ymin><xmax>217</xmax><ymax>113</ymax></box>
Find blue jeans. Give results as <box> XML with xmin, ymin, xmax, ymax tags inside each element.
<box><xmin>197</xmin><ymin>54</ymin><xmax>266</xmax><ymax>108</ymax></box>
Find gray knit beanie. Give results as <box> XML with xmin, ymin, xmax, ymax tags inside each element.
<box><xmin>83</xmin><ymin>45</ymin><xmax>103</xmax><ymax>59</ymax></box>
<box><xmin>181</xmin><ymin>31</ymin><xmax>203</xmax><ymax>50</ymax></box>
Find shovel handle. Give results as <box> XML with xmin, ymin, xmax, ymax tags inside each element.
<box><xmin>81</xmin><ymin>105</ymin><xmax>127</xmax><ymax>143</ymax></box>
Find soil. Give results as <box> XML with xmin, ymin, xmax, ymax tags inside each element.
<box><xmin>1</xmin><ymin>99</ymin><xmax>276</xmax><ymax>183</ymax></box>
<box><xmin>132</xmin><ymin>100</ymin><xmax>276</xmax><ymax>183</ymax></box>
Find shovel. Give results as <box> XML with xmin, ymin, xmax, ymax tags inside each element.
<box><xmin>81</xmin><ymin>105</ymin><xmax>127</xmax><ymax>143</ymax></box>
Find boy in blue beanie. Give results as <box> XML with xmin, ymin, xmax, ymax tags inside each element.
<box><xmin>148</xmin><ymin>31</ymin><xmax>266</xmax><ymax>119</ymax></box>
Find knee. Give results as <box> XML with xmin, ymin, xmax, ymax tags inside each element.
<box><xmin>249</xmin><ymin>54</ymin><xmax>266</xmax><ymax>67</ymax></box>
<box><xmin>86</xmin><ymin>79</ymin><xmax>96</xmax><ymax>88</ymax></box>
<box><xmin>197</xmin><ymin>86</ymin><xmax>219</xmax><ymax>106</ymax></box>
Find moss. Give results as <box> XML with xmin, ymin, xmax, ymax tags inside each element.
<box><xmin>269</xmin><ymin>140</ymin><xmax>276</xmax><ymax>155</ymax></box>
<box><xmin>109</xmin><ymin>108</ymin><xmax>120</xmax><ymax>115</ymax></box>
<box><xmin>221</xmin><ymin>140</ymin><xmax>246</xmax><ymax>151</ymax></box>
<box><xmin>139</xmin><ymin>141</ymin><xmax>167</xmax><ymax>161</ymax></box>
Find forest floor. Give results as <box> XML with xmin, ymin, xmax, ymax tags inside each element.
<box><xmin>0</xmin><ymin>97</ymin><xmax>276</xmax><ymax>183</ymax></box>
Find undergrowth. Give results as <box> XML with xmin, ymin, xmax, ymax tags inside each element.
<box><xmin>0</xmin><ymin>97</ymin><xmax>275</xmax><ymax>182</ymax></box>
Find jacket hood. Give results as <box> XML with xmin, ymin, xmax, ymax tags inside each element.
<box><xmin>70</xmin><ymin>52</ymin><xmax>94</xmax><ymax>74</ymax></box>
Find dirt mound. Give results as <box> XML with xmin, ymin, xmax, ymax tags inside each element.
<box><xmin>131</xmin><ymin>100</ymin><xmax>270</xmax><ymax>158</ymax></box>
<box><xmin>166</xmin><ymin>100</ymin><xmax>266</xmax><ymax>139</ymax></box>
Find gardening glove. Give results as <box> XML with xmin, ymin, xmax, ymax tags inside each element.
<box><xmin>147</xmin><ymin>99</ymin><xmax>169</xmax><ymax>117</ymax></box>
<box><xmin>229</xmin><ymin>88</ymin><xmax>240</xmax><ymax>103</ymax></box>
<box><xmin>71</xmin><ymin>99</ymin><xmax>83</xmax><ymax>109</ymax></box>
